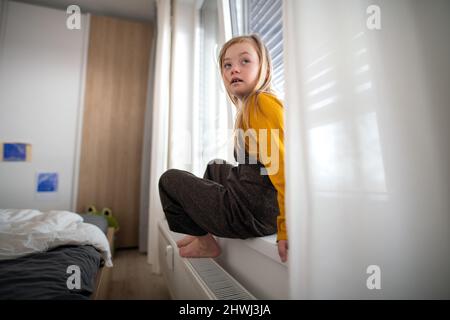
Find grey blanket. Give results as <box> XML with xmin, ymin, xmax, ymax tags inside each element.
<box><xmin>0</xmin><ymin>245</ymin><xmax>102</xmax><ymax>300</ymax></box>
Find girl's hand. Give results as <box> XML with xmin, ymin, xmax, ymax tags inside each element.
<box><xmin>277</xmin><ymin>240</ymin><xmax>288</xmax><ymax>263</ymax></box>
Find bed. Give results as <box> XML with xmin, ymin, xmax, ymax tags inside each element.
<box><xmin>0</xmin><ymin>209</ymin><xmax>114</xmax><ymax>300</ymax></box>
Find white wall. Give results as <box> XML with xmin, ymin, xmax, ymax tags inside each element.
<box><xmin>0</xmin><ymin>1</ymin><xmax>88</xmax><ymax>210</ymax></box>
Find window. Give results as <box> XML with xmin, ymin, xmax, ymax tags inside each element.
<box><xmin>194</xmin><ymin>0</ymin><xmax>234</xmax><ymax>176</ymax></box>
<box><xmin>229</xmin><ymin>0</ymin><xmax>285</xmax><ymax>98</ymax></box>
<box><xmin>193</xmin><ymin>0</ymin><xmax>285</xmax><ymax>175</ymax></box>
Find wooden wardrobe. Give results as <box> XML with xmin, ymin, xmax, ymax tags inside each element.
<box><xmin>77</xmin><ymin>15</ymin><xmax>152</xmax><ymax>248</ymax></box>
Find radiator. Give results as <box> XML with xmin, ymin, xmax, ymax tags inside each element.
<box><xmin>158</xmin><ymin>220</ymin><xmax>256</xmax><ymax>300</ymax></box>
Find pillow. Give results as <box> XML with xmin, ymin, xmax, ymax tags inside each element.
<box><xmin>78</xmin><ymin>213</ymin><xmax>108</xmax><ymax>235</ymax></box>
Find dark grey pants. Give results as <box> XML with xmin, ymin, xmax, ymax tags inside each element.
<box><xmin>158</xmin><ymin>159</ymin><xmax>279</xmax><ymax>239</ymax></box>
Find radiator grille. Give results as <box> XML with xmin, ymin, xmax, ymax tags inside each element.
<box><xmin>189</xmin><ymin>258</ymin><xmax>256</xmax><ymax>300</ymax></box>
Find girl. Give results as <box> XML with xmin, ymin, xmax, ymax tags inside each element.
<box><xmin>158</xmin><ymin>34</ymin><xmax>287</xmax><ymax>262</ymax></box>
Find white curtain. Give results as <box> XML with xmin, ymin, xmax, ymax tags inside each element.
<box><xmin>147</xmin><ymin>0</ymin><xmax>198</xmax><ymax>273</ymax></box>
<box><xmin>146</xmin><ymin>0</ymin><xmax>171</xmax><ymax>273</ymax></box>
<box><xmin>193</xmin><ymin>0</ymin><xmax>234</xmax><ymax>177</ymax></box>
<box><xmin>168</xmin><ymin>0</ymin><xmax>198</xmax><ymax>172</ymax></box>
<box><xmin>284</xmin><ymin>0</ymin><xmax>450</xmax><ymax>298</ymax></box>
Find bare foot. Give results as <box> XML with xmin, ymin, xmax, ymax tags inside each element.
<box><xmin>176</xmin><ymin>235</ymin><xmax>197</xmax><ymax>248</ymax></box>
<box><xmin>179</xmin><ymin>234</ymin><xmax>221</xmax><ymax>258</ymax></box>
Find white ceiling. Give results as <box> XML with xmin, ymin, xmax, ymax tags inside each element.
<box><xmin>15</xmin><ymin>0</ymin><xmax>157</xmax><ymax>22</ymax></box>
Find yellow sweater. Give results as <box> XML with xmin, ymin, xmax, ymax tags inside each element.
<box><xmin>243</xmin><ymin>92</ymin><xmax>286</xmax><ymax>241</ymax></box>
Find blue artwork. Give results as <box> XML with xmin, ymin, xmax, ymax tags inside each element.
<box><xmin>37</xmin><ymin>173</ymin><xmax>58</xmax><ymax>193</ymax></box>
<box><xmin>3</xmin><ymin>143</ymin><xmax>27</xmax><ymax>161</ymax></box>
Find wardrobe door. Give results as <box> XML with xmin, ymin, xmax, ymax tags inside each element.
<box><xmin>77</xmin><ymin>15</ymin><xmax>152</xmax><ymax>248</ymax></box>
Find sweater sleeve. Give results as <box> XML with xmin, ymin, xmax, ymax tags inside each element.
<box><xmin>249</xmin><ymin>93</ymin><xmax>287</xmax><ymax>241</ymax></box>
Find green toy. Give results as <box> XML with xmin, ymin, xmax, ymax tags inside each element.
<box><xmin>87</xmin><ymin>205</ymin><xmax>119</xmax><ymax>230</ymax></box>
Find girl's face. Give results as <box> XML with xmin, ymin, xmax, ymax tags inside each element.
<box><xmin>222</xmin><ymin>41</ymin><xmax>260</xmax><ymax>101</ymax></box>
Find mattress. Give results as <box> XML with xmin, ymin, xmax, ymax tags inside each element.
<box><xmin>0</xmin><ymin>245</ymin><xmax>102</xmax><ymax>300</ymax></box>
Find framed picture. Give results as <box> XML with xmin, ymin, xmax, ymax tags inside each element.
<box><xmin>37</xmin><ymin>172</ymin><xmax>58</xmax><ymax>193</ymax></box>
<box><xmin>1</xmin><ymin>143</ymin><xmax>32</xmax><ymax>161</ymax></box>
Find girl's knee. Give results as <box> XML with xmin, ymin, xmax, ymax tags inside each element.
<box><xmin>159</xmin><ymin>169</ymin><xmax>182</xmax><ymax>189</ymax></box>
<box><xmin>208</xmin><ymin>158</ymin><xmax>227</xmax><ymax>165</ymax></box>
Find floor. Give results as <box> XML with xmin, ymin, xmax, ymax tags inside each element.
<box><xmin>106</xmin><ymin>248</ymin><xmax>171</xmax><ymax>300</ymax></box>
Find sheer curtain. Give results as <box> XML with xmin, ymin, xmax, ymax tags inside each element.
<box><xmin>284</xmin><ymin>0</ymin><xmax>450</xmax><ymax>298</ymax></box>
<box><xmin>146</xmin><ymin>0</ymin><xmax>171</xmax><ymax>273</ymax></box>
<box><xmin>147</xmin><ymin>0</ymin><xmax>205</xmax><ymax>273</ymax></box>
<box><xmin>193</xmin><ymin>0</ymin><xmax>234</xmax><ymax>177</ymax></box>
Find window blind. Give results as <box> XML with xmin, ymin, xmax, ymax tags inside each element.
<box><xmin>247</xmin><ymin>0</ymin><xmax>285</xmax><ymax>98</ymax></box>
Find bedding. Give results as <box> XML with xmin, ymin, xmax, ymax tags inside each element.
<box><xmin>0</xmin><ymin>209</ymin><xmax>112</xmax><ymax>266</ymax></box>
<box><xmin>0</xmin><ymin>244</ymin><xmax>102</xmax><ymax>299</ymax></box>
<box><xmin>0</xmin><ymin>209</ymin><xmax>113</xmax><ymax>300</ymax></box>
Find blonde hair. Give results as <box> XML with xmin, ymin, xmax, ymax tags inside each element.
<box><xmin>218</xmin><ymin>34</ymin><xmax>275</xmax><ymax>152</ymax></box>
